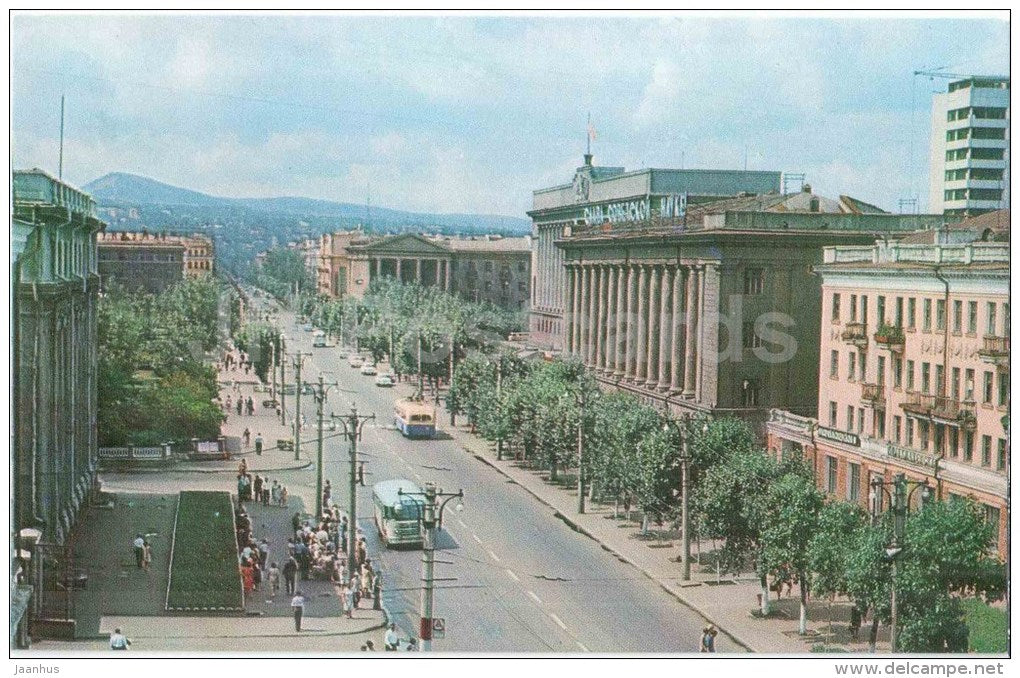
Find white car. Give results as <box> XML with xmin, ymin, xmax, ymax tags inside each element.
<box><xmin>360</xmin><ymin>364</ymin><xmax>378</xmax><ymax>376</ymax></box>
<box><xmin>374</xmin><ymin>373</ymin><xmax>396</xmax><ymax>387</ymax></box>
<box><xmin>349</xmin><ymin>356</ymin><xmax>364</xmax><ymax>369</ymax></box>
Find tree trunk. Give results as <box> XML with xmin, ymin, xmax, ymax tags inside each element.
<box><xmin>760</xmin><ymin>576</ymin><xmax>771</xmax><ymax>616</ymax></box>
<box><xmin>798</xmin><ymin>576</ymin><xmax>808</xmax><ymax>635</ymax></box>
<box><xmin>641</xmin><ymin>513</ymin><xmax>649</xmax><ymax>535</ymax></box>
<box><xmin>868</xmin><ymin>618</ymin><xmax>879</xmax><ymax>653</ymax></box>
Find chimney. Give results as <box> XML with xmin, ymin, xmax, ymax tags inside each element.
<box><xmin>802</xmin><ymin>183</ymin><xmax>812</xmax><ymax>194</ymax></box>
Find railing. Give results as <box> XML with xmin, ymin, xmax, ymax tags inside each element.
<box><xmin>874</xmin><ymin>325</ymin><xmax>905</xmax><ymax>349</ymax></box>
<box><xmin>767</xmin><ymin>409</ymin><xmax>815</xmax><ymax>432</ymax></box>
<box><xmin>901</xmin><ymin>392</ymin><xmax>976</xmax><ymax>424</ymax></box>
<box><xmin>861</xmin><ymin>383</ymin><xmax>885</xmax><ymax>405</ymax></box>
<box><xmin>98</xmin><ymin>445</ymin><xmax>172</xmax><ymax>460</ymax></box>
<box><xmin>980</xmin><ymin>335</ymin><xmax>1010</xmax><ymax>356</ymax></box>
<box><xmin>841</xmin><ymin>322</ymin><xmax>868</xmax><ymax>345</ymax></box>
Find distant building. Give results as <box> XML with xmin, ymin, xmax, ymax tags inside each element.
<box><xmin>11</xmin><ymin>169</ymin><xmax>105</xmax><ymax>645</ymax></box>
<box><xmin>97</xmin><ymin>231</ymin><xmax>186</xmax><ymax>293</ymax></box>
<box><xmin>928</xmin><ymin>76</ymin><xmax>1010</xmax><ymax>217</ymax></box>
<box><xmin>529</xmin><ymin>155</ymin><xmax>786</xmax><ymax>350</ymax></box>
<box><xmin>322</xmin><ymin>232</ymin><xmax>531</xmax><ymax>310</ymax></box>
<box><xmin>182</xmin><ymin>234</ymin><xmax>215</xmax><ymax>278</ymax></box>
<box><xmin>767</xmin><ymin>238</ymin><xmax>1009</xmax><ymax>554</ymax></box>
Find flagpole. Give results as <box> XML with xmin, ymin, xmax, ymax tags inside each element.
<box><xmin>586</xmin><ymin>112</ymin><xmax>591</xmax><ymax>156</ymax></box>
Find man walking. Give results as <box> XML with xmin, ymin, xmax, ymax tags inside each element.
<box><xmin>254</xmin><ymin>432</ymin><xmax>263</xmax><ymax>456</ymax></box>
<box><xmin>243</xmin><ymin>428</ymin><xmax>251</xmax><ymax>448</ymax></box>
<box><xmin>283</xmin><ymin>555</ymin><xmax>298</xmax><ymax>595</ymax></box>
<box><xmin>291</xmin><ymin>590</ymin><xmax>305</xmax><ymax>632</ymax></box>
<box><xmin>384</xmin><ymin>623</ymin><xmax>399</xmax><ymax>651</ymax></box>
<box><xmin>109</xmin><ymin>628</ymin><xmax>131</xmax><ymax>650</ymax></box>
<box><xmin>258</xmin><ymin>538</ymin><xmax>270</xmax><ymax>569</ymax></box>
<box><xmin>133</xmin><ymin>534</ymin><xmax>145</xmax><ymax>568</ymax></box>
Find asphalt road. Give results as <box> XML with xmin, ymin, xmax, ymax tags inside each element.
<box><xmin>265</xmin><ymin>303</ymin><xmax>732</xmax><ymax>653</ymax></box>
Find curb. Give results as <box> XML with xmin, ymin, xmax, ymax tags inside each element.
<box><xmin>103</xmin><ymin>461</ymin><xmax>313</xmax><ymax>475</ymax></box>
<box><xmin>461</xmin><ymin>440</ymin><xmax>757</xmax><ymax>654</ymax></box>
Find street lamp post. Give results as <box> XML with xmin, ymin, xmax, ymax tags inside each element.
<box><xmin>869</xmin><ymin>473</ymin><xmax>932</xmax><ymax>653</ymax></box>
<box><xmin>310</xmin><ymin>373</ymin><xmax>342</xmax><ymax>517</ymax></box>
<box><xmin>663</xmin><ymin>417</ymin><xmax>696</xmax><ymax>581</ymax></box>
<box><xmin>400</xmin><ymin>482</ymin><xmax>463</xmax><ymax>652</ymax></box>
<box><xmin>576</xmin><ymin>389</ymin><xmax>585</xmax><ymax>514</ymax></box>
<box><xmin>291</xmin><ymin>352</ymin><xmax>311</xmax><ymax>460</ymax></box>
<box><xmin>279</xmin><ymin>334</ymin><xmax>287</xmax><ymax>425</ymax></box>
<box><xmin>331</xmin><ymin>406</ymin><xmax>376</xmax><ymax>568</ymax></box>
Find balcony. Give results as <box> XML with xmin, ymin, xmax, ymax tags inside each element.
<box><xmin>978</xmin><ymin>335</ymin><xmax>1009</xmax><ymax>368</ymax></box>
<box><xmin>861</xmin><ymin>382</ymin><xmax>885</xmax><ymax>407</ymax></box>
<box><xmin>841</xmin><ymin>322</ymin><xmax>868</xmax><ymax>348</ymax></box>
<box><xmin>873</xmin><ymin>324</ymin><xmax>905</xmax><ymax>352</ymax></box>
<box><xmin>901</xmin><ymin>392</ymin><xmax>977</xmax><ymax>429</ymax></box>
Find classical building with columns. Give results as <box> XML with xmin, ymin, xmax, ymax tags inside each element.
<box><xmin>529</xmin><ymin>155</ymin><xmax>784</xmax><ymax>349</ymax></box>
<box><xmin>322</xmin><ymin>232</ymin><xmax>531</xmax><ymax>310</ymax></box>
<box><xmin>548</xmin><ymin>168</ymin><xmax>951</xmax><ymax>429</ymax></box>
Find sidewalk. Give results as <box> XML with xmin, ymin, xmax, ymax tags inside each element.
<box><xmin>431</xmin><ymin>396</ymin><xmax>889</xmax><ymax>654</ymax></box>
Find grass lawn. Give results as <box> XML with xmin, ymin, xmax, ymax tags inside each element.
<box><xmin>962</xmin><ymin>598</ymin><xmax>1007</xmax><ymax>653</ymax></box>
<box><xmin>166</xmin><ymin>490</ymin><xmax>243</xmax><ymax>611</ymax></box>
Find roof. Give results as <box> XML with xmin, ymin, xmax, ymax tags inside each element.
<box><xmin>898</xmin><ymin>209</ymin><xmax>1009</xmax><ymax>245</ymax></box>
<box><xmin>435</xmin><ymin>236</ymin><xmax>531</xmax><ymax>253</ymax></box>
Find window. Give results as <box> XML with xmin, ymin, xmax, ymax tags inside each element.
<box><xmin>972</xmin><ymin>127</ymin><xmax>1006</xmax><ymax>140</ymax></box>
<box><xmin>848</xmin><ymin>463</ymin><xmax>861</xmax><ymax>502</ymax></box>
<box><xmin>859</xmin><ymin>352</ymin><xmax>866</xmax><ymax>381</ymax></box>
<box><xmin>997</xmin><ymin>440</ymin><xmax>1007</xmax><ymax>471</ymax></box>
<box><xmin>999</xmin><ymin>373</ymin><xmax>1009</xmax><ymax>407</ymax></box>
<box><xmin>742</xmin><ymin>381</ymin><xmax>760</xmax><ymax>407</ymax></box>
<box><xmin>850</xmin><ymin>294</ymin><xmax>858</xmax><ymax>322</ymax></box>
<box><xmin>875</xmin><ymin>410</ymin><xmax>886</xmax><ymax>439</ymax></box>
<box><xmin>893</xmin><ymin>415</ymin><xmax>902</xmax><ymax>443</ymax></box>
<box><xmin>877</xmin><ymin>296</ymin><xmax>886</xmax><ymax>325</ymax></box>
<box><xmin>861</xmin><ymin>295</ymin><xmax>869</xmax><ymax>325</ymax></box>
<box><xmin>965</xmin><ymin>369</ymin><xmax>975</xmax><ymax>401</ymax></box>
<box><xmin>830</xmin><ymin>350</ymin><xmax>839</xmax><ymax>379</ymax></box>
<box><xmin>952</xmin><ymin>300</ymin><xmax>962</xmax><ymax>333</ymax></box>
<box><xmin>846</xmin><ymin>406</ymin><xmax>855</xmax><ymax>433</ymax></box>
<box><xmin>971</xmin><ymin>147</ymin><xmax>1005</xmax><ymax>160</ymax></box>
<box><xmin>982</xmin><ymin>436</ymin><xmax>992</xmax><ymax>466</ymax></box>
<box><xmin>923</xmin><ymin>299</ymin><xmax>932</xmax><ymax>331</ymax></box>
<box><xmin>968</xmin><ymin>301</ymin><xmax>978</xmax><ymax>334</ymax></box>
<box><xmin>970</xmin><ymin>168</ymin><xmax>1004</xmax><ymax>181</ymax></box>
<box><xmin>829</xmin><ymin>401</ymin><xmax>837</xmax><ymax>428</ymax></box>
<box><xmin>893</xmin><ymin>356</ymin><xmax>902</xmax><ymax>388</ymax></box>
<box><xmin>919</xmin><ymin>420</ymin><xmax>929</xmax><ymax>450</ymax></box>
<box><xmin>964</xmin><ymin>431</ymin><xmax>974</xmax><ymax>461</ymax></box>
<box><xmin>743</xmin><ymin>268</ymin><xmax>765</xmax><ymax>295</ymax></box>
<box><xmin>743</xmin><ymin>321</ymin><xmax>762</xmax><ymax>349</ymax></box>
<box><xmin>831</xmin><ymin>293</ymin><xmax>841</xmax><ymax>322</ymax></box>
<box><xmin>935</xmin><ymin>299</ymin><xmax>946</xmax><ymax>330</ymax></box>
<box><xmin>877</xmin><ymin>356</ymin><xmax>886</xmax><ymax>386</ymax></box>
<box><xmin>848</xmin><ymin>352</ymin><xmax>857</xmax><ymax>381</ymax></box>
<box><xmin>970</xmin><ymin>188</ymin><xmax>1004</xmax><ymax>201</ymax></box>
<box><xmin>921</xmin><ymin>362</ymin><xmax>931</xmax><ymax>394</ymax></box>
<box><xmin>905</xmin><ymin>419</ymin><xmax>914</xmax><ymax>446</ymax></box>
<box><xmin>949</xmin><ymin>427</ymin><xmax>958</xmax><ymax>458</ymax></box>
<box><xmin>907</xmin><ymin>298</ymin><xmax>916</xmax><ymax>329</ymax></box>
<box><xmin>983</xmin><ymin>371</ymin><xmax>993</xmax><ymax>404</ymax></box>
<box><xmin>934</xmin><ymin>424</ymin><xmax>945</xmax><ymax>456</ymax></box>
<box><xmin>935</xmin><ymin>365</ymin><xmax>945</xmax><ymax>396</ymax></box>
<box><xmin>906</xmin><ymin>360</ymin><xmax>915</xmax><ymax>391</ymax></box>
<box><xmin>952</xmin><ymin>367</ymin><xmax>961</xmax><ymax>400</ymax></box>
<box><xmin>987</xmin><ymin>302</ymin><xmax>997</xmax><ymax>335</ymax></box>
<box><xmin>895</xmin><ymin>297</ymin><xmax>903</xmax><ymax>327</ymax></box>
<box><xmin>858</xmin><ymin>407</ymin><xmax>865</xmax><ymax>434</ymax></box>
<box><xmin>826</xmin><ymin>456</ymin><xmax>838</xmax><ymax>494</ymax></box>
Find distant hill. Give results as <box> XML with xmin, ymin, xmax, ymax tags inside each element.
<box><xmin>83</xmin><ymin>172</ymin><xmax>530</xmax><ymax>234</ymax></box>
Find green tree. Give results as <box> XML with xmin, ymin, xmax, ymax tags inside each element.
<box><xmin>809</xmin><ymin>500</ymin><xmax>870</xmax><ymax>641</ymax></box>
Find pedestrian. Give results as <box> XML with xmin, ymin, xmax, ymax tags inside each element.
<box><xmin>271</xmin><ymin>481</ymin><xmax>281</xmax><ymax>506</ymax></box>
<box><xmin>142</xmin><ymin>539</ymin><xmax>153</xmax><ymax>572</ymax></box>
<box><xmin>243</xmin><ymin>428</ymin><xmax>251</xmax><ymax>448</ymax></box>
<box><xmin>240</xmin><ymin>560</ymin><xmax>255</xmax><ymax>595</ymax></box>
<box><xmin>238</xmin><ymin>458</ymin><xmax>248</xmax><ymax>475</ymax></box>
<box><xmin>291</xmin><ymin>590</ymin><xmax>305</xmax><ymax>632</ymax></box>
<box><xmin>280</xmin><ymin>486</ymin><xmax>288</xmax><ymax>507</ymax></box>
<box><xmin>258</xmin><ymin>538</ymin><xmax>270</xmax><ymax>568</ymax></box>
<box><xmin>248</xmin><ymin>396</ymin><xmax>255</xmax><ymax>415</ymax></box>
<box><xmin>133</xmin><ymin>533</ymin><xmax>145</xmax><ymax>568</ymax></box>
<box><xmin>283</xmin><ymin>555</ymin><xmax>298</xmax><ymax>595</ymax></box>
<box><xmin>360</xmin><ymin>641</ymin><xmax>375</xmax><ymax>651</ymax></box>
<box><xmin>297</xmin><ymin>542</ymin><xmax>310</xmax><ymax>581</ymax></box>
<box><xmin>350</xmin><ymin>572</ymin><xmax>361</xmax><ymax>608</ymax></box>
<box><xmin>109</xmin><ymin>628</ymin><xmax>131</xmax><ymax>651</ymax></box>
<box><xmin>323</xmin><ymin>479</ymin><xmax>331</xmax><ymax>506</ymax></box>
<box><xmin>373</xmin><ymin>576</ymin><xmax>382</xmax><ymax>611</ymax></box>
<box><xmin>262</xmin><ymin>483</ymin><xmax>270</xmax><ymax>506</ymax></box>
<box><xmin>343</xmin><ymin>585</ymin><xmax>355</xmax><ymax>619</ymax></box>
<box><xmin>252</xmin><ymin>558</ymin><xmax>263</xmax><ymax>591</ymax></box>
<box><xmin>849</xmin><ymin>605</ymin><xmax>862</xmax><ymax>642</ymax></box>
<box><xmin>384</xmin><ymin>623</ymin><xmax>399</xmax><ymax>651</ymax></box>
<box><xmin>236</xmin><ymin>398</ymin><xmax>243</xmax><ymax>416</ymax></box>
<box><xmin>292</xmin><ymin>511</ymin><xmax>302</xmax><ymax>533</ymax></box>
<box><xmin>699</xmin><ymin>625</ymin><xmax>717</xmax><ymax>653</ymax></box>
<box><xmin>254</xmin><ymin>475</ymin><xmax>264</xmax><ymax>501</ymax></box>
<box><xmin>254</xmin><ymin>432</ymin><xmax>263</xmax><ymax>456</ymax></box>
<box><xmin>268</xmin><ymin>562</ymin><xmax>281</xmax><ymax>596</ymax></box>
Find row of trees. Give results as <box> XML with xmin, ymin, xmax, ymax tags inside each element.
<box><xmin>300</xmin><ymin>278</ymin><xmax>525</xmax><ymax>392</ymax></box>
<box><xmin>447</xmin><ymin>351</ymin><xmax>1005</xmax><ymax>652</ymax></box>
<box><xmin>252</xmin><ymin>247</ymin><xmax>315</xmax><ymax>300</ymax></box>
<box><xmin>98</xmin><ymin>277</ymin><xmax>226</xmax><ymax>446</ymax></box>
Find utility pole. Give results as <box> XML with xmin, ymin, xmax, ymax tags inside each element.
<box><xmin>890</xmin><ymin>474</ymin><xmax>907</xmax><ymax>653</ymax></box>
<box><xmin>416</xmin><ymin>331</ymin><xmax>424</xmax><ymax>399</ymax></box>
<box><xmin>496</xmin><ymin>357</ymin><xmax>504</xmax><ymax>461</ymax></box>
<box><xmin>448</xmin><ymin>335</ymin><xmax>456</xmax><ymax>426</ymax></box>
<box><xmin>333</xmin><ymin>406</ymin><xmax>376</xmax><ymax>568</ymax></box>
<box><xmin>280</xmin><ymin>334</ymin><xmax>287</xmax><ymax>426</ymax></box>
<box><xmin>576</xmin><ymin>389</ymin><xmax>585</xmax><ymax>514</ymax></box>
<box><xmin>270</xmin><ymin>338</ymin><xmax>277</xmax><ymax>401</ymax></box>
<box><xmin>680</xmin><ymin>434</ymin><xmax>691</xmax><ymax>581</ymax></box>
<box><xmin>292</xmin><ymin>351</ymin><xmax>311</xmax><ymax>460</ymax></box>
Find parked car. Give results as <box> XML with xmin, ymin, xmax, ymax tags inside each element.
<box><xmin>337</xmin><ymin>351</ymin><xmax>349</xmax><ymax>359</ymax></box>
<box><xmin>303</xmin><ymin>323</ymin><xmax>313</xmax><ymax>332</ymax></box>
<box><xmin>360</xmin><ymin>364</ymin><xmax>378</xmax><ymax>376</ymax></box>
<box><xmin>349</xmin><ymin>356</ymin><xmax>364</xmax><ymax>369</ymax></box>
<box><xmin>374</xmin><ymin>373</ymin><xmax>396</xmax><ymax>387</ymax></box>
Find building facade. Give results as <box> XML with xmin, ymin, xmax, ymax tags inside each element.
<box><xmin>182</xmin><ymin>234</ymin><xmax>215</xmax><ymax>278</ymax></box>
<box><xmin>97</xmin><ymin>231</ymin><xmax>187</xmax><ymax>293</ymax></box>
<box><xmin>767</xmin><ymin>239</ymin><xmax>1008</xmax><ymax>553</ymax></box>
<box><xmin>555</xmin><ymin>186</ymin><xmax>949</xmax><ymax>430</ymax></box>
<box><xmin>528</xmin><ymin>155</ymin><xmax>784</xmax><ymax>350</ymax></box>
<box><xmin>12</xmin><ymin>169</ymin><xmax>105</xmax><ymax>644</ymax></box>
<box><xmin>928</xmin><ymin>76</ymin><xmax>1010</xmax><ymax>217</ymax></box>
<box><xmin>319</xmin><ymin>232</ymin><xmax>531</xmax><ymax>310</ymax></box>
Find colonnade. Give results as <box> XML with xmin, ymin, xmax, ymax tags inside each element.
<box><xmin>370</xmin><ymin>256</ymin><xmax>451</xmax><ymax>289</ymax></box>
<box><xmin>565</xmin><ymin>261</ymin><xmax>707</xmax><ymax>396</ymax></box>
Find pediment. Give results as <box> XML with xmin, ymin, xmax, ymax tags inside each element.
<box><xmin>361</xmin><ymin>233</ymin><xmax>452</xmax><ymax>256</ymax></box>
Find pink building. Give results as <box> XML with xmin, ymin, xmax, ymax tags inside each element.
<box><xmin>767</xmin><ymin>239</ymin><xmax>1009</xmax><ymax>553</ymax></box>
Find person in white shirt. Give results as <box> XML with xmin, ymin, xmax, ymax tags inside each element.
<box><xmin>384</xmin><ymin>623</ymin><xmax>399</xmax><ymax>651</ymax></box>
<box><xmin>109</xmin><ymin>628</ymin><xmax>131</xmax><ymax>650</ymax></box>
<box><xmin>132</xmin><ymin>535</ymin><xmax>145</xmax><ymax>568</ymax></box>
<box><xmin>291</xmin><ymin>591</ymin><xmax>305</xmax><ymax>632</ymax></box>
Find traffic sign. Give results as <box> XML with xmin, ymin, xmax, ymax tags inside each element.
<box><xmin>432</xmin><ymin>618</ymin><xmax>446</xmax><ymax>639</ymax></box>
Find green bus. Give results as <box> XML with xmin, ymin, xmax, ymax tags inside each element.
<box><xmin>372</xmin><ymin>479</ymin><xmax>425</xmax><ymax>548</ymax></box>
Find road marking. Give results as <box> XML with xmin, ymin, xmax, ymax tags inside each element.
<box><xmin>548</xmin><ymin>613</ymin><xmax>567</xmax><ymax>630</ymax></box>
<box><xmin>527</xmin><ymin>591</ymin><xmax>542</xmax><ymax>604</ymax></box>
<box><xmin>457</xmin><ymin>519</ymin><xmax>468</xmax><ymax>529</ymax></box>
<box><xmin>505</xmin><ymin>569</ymin><xmax>520</xmax><ymax>582</ymax></box>
<box><xmin>487</xmin><ymin>549</ymin><xmax>501</xmax><ymax>562</ymax></box>
<box><xmin>575</xmin><ymin>640</ymin><xmax>589</xmax><ymax>652</ymax></box>
<box><xmin>472</xmin><ymin>533</ymin><xmax>484</xmax><ymax>545</ymax></box>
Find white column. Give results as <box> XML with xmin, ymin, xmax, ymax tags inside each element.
<box><xmin>614</xmin><ymin>265</ymin><xmax>627</xmax><ymax>376</ymax></box>
<box><xmin>625</xmin><ymin>265</ymin><xmax>638</xmax><ymax>379</ymax></box>
<box><xmin>670</xmin><ymin>266</ymin><xmax>684</xmax><ymax>393</ymax></box>
<box><xmin>606</xmin><ymin>264</ymin><xmax>618</xmax><ymax>374</ymax></box>
<box><xmin>683</xmin><ymin>265</ymin><xmax>699</xmax><ymax>398</ymax></box>
<box><xmin>657</xmin><ymin>266</ymin><xmax>672</xmax><ymax>391</ymax></box>
<box><xmin>593</xmin><ymin>266</ymin><xmax>604</xmax><ymax>370</ymax></box>
<box><xmin>635</xmin><ymin>265</ymin><xmax>648</xmax><ymax>382</ymax></box>
<box><xmin>645</xmin><ymin>265</ymin><xmax>661</xmax><ymax>388</ymax></box>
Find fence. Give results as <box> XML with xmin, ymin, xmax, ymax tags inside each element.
<box><xmin>98</xmin><ymin>445</ymin><xmax>172</xmax><ymax>461</ymax></box>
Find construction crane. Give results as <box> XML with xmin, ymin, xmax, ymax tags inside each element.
<box><xmin>912</xmin><ymin>68</ymin><xmax>973</xmax><ymax>80</ymax></box>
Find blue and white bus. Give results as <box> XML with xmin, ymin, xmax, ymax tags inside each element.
<box><xmin>372</xmin><ymin>479</ymin><xmax>425</xmax><ymax>548</ymax></box>
<box><xmin>394</xmin><ymin>399</ymin><xmax>436</xmax><ymax>439</ymax></box>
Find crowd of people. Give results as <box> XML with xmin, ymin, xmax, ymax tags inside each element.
<box><xmin>237</xmin><ymin>458</ymin><xmax>288</xmax><ymax>508</ymax></box>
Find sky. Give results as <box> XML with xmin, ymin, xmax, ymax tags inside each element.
<box><xmin>10</xmin><ymin>12</ymin><xmax>1010</xmax><ymax>217</ymax></box>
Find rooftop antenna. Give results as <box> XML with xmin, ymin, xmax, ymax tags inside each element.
<box><xmin>58</xmin><ymin>94</ymin><xmax>65</xmax><ymax>180</ymax></box>
<box><xmin>585</xmin><ymin>113</ymin><xmax>595</xmax><ymax>165</ymax></box>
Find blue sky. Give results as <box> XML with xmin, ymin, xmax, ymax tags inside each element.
<box><xmin>11</xmin><ymin>13</ymin><xmax>1009</xmax><ymax>216</ymax></box>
